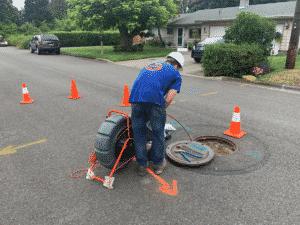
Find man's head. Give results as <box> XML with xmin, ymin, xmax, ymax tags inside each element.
<box><xmin>165</xmin><ymin>52</ymin><xmax>184</xmax><ymax>72</ymax></box>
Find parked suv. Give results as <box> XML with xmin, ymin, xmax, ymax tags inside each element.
<box><xmin>191</xmin><ymin>36</ymin><xmax>225</xmax><ymax>63</ymax></box>
<box><xmin>29</xmin><ymin>34</ymin><xmax>61</xmax><ymax>55</ymax></box>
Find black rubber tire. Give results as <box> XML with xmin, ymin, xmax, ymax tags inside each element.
<box><xmin>37</xmin><ymin>47</ymin><xmax>42</xmax><ymax>55</ymax></box>
<box><xmin>30</xmin><ymin>46</ymin><xmax>34</xmax><ymax>53</ymax></box>
<box><xmin>194</xmin><ymin>58</ymin><xmax>201</xmax><ymax>63</ymax></box>
<box><xmin>94</xmin><ymin>115</ymin><xmax>137</xmax><ymax>170</ymax></box>
<box><xmin>56</xmin><ymin>49</ymin><xmax>60</xmax><ymax>55</ymax></box>
<box><xmin>94</xmin><ymin>114</ymin><xmax>172</xmax><ymax>170</ymax></box>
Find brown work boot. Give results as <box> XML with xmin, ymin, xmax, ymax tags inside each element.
<box><xmin>137</xmin><ymin>161</ymin><xmax>150</xmax><ymax>177</ymax></box>
<box><xmin>153</xmin><ymin>158</ymin><xmax>167</xmax><ymax>175</ymax></box>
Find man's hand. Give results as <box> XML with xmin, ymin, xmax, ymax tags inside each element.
<box><xmin>165</xmin><ymin>89</ymin><xmax>177</xmax><ymax>108</ymax></box>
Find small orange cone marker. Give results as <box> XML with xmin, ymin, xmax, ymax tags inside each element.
<box><xmin>223</xmin><ymin>106</ymin><xmax>246</xmax><ymax>139</ymax></box>
<box><xmin>68</xmin><ymin>79</ymin><xmax>82</xmax><ymax>100</ymax></box>
<box><xmin>120</xmin><ymin>84</ymin><xmax>131</xmax><ymax>106</ymax></box>
<box><xmin>20</xmin><ymin>83</ymin><xmax>34</xmax><ymax>104</ymax></box>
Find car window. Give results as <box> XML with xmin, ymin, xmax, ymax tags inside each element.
<box><xmin>41</xmin><ymin>35</ymin><xmax>59</xmax><ymax>41</ymax></box>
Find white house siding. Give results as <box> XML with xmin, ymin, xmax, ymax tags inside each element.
<box><xmin>156</xmin><ymin>18</ymin><xmax>300</xmax><ymax>55</ymax></box>
<box><xmin>209</xmin><ymin>26</ymin><xmax>226</xmax><ymax>37</ymax></box>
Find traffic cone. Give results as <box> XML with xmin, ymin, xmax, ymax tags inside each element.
<box><xmin>120</xmin><ymin>85</ymin><xmax>131</xmax><ymax>106</ymax></box>
<box><xmin>223</xmin><ymin>106</ymin><xmax>246</xmax><ymax>139</ymax></box>
<box><xmin>68</xmin><ymin>79</ymin><xmax>82</xmax><ymax>100</ymax></box>
<box><xmin>20</xmin><ymin>83</ymin><xmax>34</xmax><ymax>104</ymax></box>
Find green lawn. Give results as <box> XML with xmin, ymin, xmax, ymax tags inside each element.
<box><xmin>60</xmin><ymin>45</ymin><xmax>177</xmax><ymax>62</ymax></box>
<box><xmin>61</xmin><ymin>45</ymin><xmax>300</xmax><ymax>86</ymax></box>
<box><xmin>255</xmin><ymin>54</ymin><xmax>300</xmax><ymax>86</ymax></box>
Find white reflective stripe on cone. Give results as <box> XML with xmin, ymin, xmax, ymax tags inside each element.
<box><xmin>22</xmin><ymin>87</ymin><xmax>28</xmax><ymax>94</ymax></box>
<box><xmin>232</xmin><ymin>112</ymin><xmax>240</xmax><ymax>122</ymax></box>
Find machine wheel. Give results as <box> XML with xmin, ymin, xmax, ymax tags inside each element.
<box><xmin>55</xmin><ymin>49</ymin><xmax>60</xmax><ymax>55</ymax></box>
<box><xmin>194</xmin><ymin>58</ymin><xmax>201</xmax><ymax>63</ymax></box>
<box><xmin>94</xmin><ymin>114</ymin><xmax>137</xmax><ymax>170</ymax></box>
<box><xmin>37</xmin><ymin>47</ymin><xmax>42</xmax><ymax>55</ymax></box>
<box><xmin>30</xmin><ymin>46</ymin><xmax>34</xmax><ymax>53</ymax></box>
<box><xmin>94</xmin><ymin>114</ymin><xmax>170</xmax><ymax>170</ymax></box>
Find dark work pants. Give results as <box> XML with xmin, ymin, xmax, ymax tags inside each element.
<box><xmin>131</xmin><ymin>102</ymin><xmax>166</xmax><ymax>167</ymax></box>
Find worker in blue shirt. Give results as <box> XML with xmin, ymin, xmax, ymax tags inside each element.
<box><xmin>129</xmin><ymin>52</ymin><xmax>184</xmax><ymax>176</ymax></box>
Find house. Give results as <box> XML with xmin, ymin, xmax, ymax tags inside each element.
<box><xmin>151</xmin><ymin>0</ymin><xmax>298</xmax><ymax>56</ymax></box>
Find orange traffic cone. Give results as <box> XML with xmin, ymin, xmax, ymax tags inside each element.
<box><xmin>68</xmin><ymin>79</ymin><xmax>82</xmax><ymax>100</ymax></box>
<box><xmin>223</xmin><ymin>106</ymin><xmax>246</xmax><ymax>139</ymax></box>
<box><xmin>20</xmin><ymin>83</ymin><xmax>34</xmax><ymax>104</ymax></box>
<box><xmin>120</xmin><ymin>85</ymin><xmax>131</xmax><ymax>106</ymax></box>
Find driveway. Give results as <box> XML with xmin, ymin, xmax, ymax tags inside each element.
<box><xmin>61</xmin><ymin>46</ymin><xmax>205</xmax><ymax>76</ymax></box>
<box><xmin>112</xmin><ymin>50</ymin><xmax>204</xmax><ymax>75</ymax></box>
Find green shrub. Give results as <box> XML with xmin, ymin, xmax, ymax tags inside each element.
<box><xmin>193</xmin><ymin>39</ymin><xmax>200</xmax><ymax>46</ymax></box>
<box><xmin>146</xmin><ymin>37</ymin><xmax>165</xmax><ymax>47</ymax></box>
<box><xmin>113</xmin><ymin>43</ymin><xmax>145</xmax><ymax>52</ymax></box>
<box><xmin>201</xmin><ymin>41</ymin><xmax>268</xmax><ymax>78</ymax></box>
<box><xmin>223</xmin><ymin>11</ymin><xmax>276</xmax><ymax>58</ymax></box>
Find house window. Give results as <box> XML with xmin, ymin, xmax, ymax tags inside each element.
<box><xmin>189</xmin><ymin>29</ymin><xmax>201</xmax><ymax>38</ymax></box>
<box><xmin>167</xmin><ymin>28</ymin><xmax>174</xmax><ymax>35</ymax></box>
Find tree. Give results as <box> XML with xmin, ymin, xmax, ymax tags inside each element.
<box><xmin>0</xmin><ymin>0</ymin><xmax>23</xmax><ymax>27</ymax></box>
<box><xmin>65</xmin><ymin>0</ymin><xmax>180</xmax><ymax>48</ymax></box>
<box><xmin>47</xmin><ymin>0</ymin><xmax>70</xmax><ymax>21</ymax></box>
<box><xmin>223</xmin><ymin>11</ymin><xmax>277</xmax><ymax>57</ymax></box>
<box><xmin>285</xmin><ymin>0</ymin><xmax>300</xmax><ymax>69</ymax></box>
<box><xmin>154</xmin><ymin>0</ymin><xmax>182</xmax><ymax>47</ymax></box>
<box><xmin>22</xmin><ymin>0</ymin><xmax>56</xmax><ymax>30</ymax></box>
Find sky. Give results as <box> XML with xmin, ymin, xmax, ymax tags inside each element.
<box><xmin>12</xmin><ymin>0</ymin><xmax>26</xmax><ymax>10</ymax></box>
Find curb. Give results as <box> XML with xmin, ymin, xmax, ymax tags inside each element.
<box><xmin>59</xmin><ymin>50</ymin><xmax>300</xmax><ymax>92</ymax></box>
<box><xmin>222</xmin><ymin>76</ymin><xmax>300</xmax><ymax>92</ymax></box>
<box><xmin>60</xmin><ymin>52</ymin><xmax>114</xmax><ymax>63</ymax></box>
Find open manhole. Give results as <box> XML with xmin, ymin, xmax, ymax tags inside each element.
<box><xmin>192</xmin><ymin>136</ymin><xmax>237</xmax><ymax>156</ymax></box>
<box><xmin>166</xmin><ymin>141</ymin><xmax>215</xmax><ymax>166</ymax></box>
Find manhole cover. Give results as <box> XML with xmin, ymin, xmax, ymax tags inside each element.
<box><xmin>192</xmin><ymin>136</ymin><xmax>237</xmax><ymax>156</ymax></box>
<box><xmin>166</xmin><ymin>141</ymin><xmax>214</xmax><ymax>166</ymax></box>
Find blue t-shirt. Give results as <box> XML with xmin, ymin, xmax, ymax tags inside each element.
<box><xmin>129</xmin><ymin>62</ymin><xmax>182</xmax><ymax>107</ymax></box>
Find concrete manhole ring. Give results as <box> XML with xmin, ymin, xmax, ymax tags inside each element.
<box><xmin>166</xmin><ymin>141</ymin><xmax>214</xmax><ymax>166</ymax></box>
<box><xmin>192</xmin><ymin>136</ymin><xmax>237</xmax><ymax>156</ymax></box>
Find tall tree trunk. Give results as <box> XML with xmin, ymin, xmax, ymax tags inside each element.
<box><xmin>157</xmin><ymin>28</ymin><xmax>164</xmax><ymax>47</ymax></box>
<box><xmin>285</xmin><ymin>0</ymin><xmax>300</xmax><ymax>69</ymax></box>
<box><xmin>118</xmin><ymin>26</ymin><xmax>133</xmax><ymax>47</ymax></box>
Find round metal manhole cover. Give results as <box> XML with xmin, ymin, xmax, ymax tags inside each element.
<box><xmin>192</xmin><ymin>136</ymin><xmax>237</xmax><ymax>156</ymax></box>
<box><xmin>166</xmin><ymin>141</ymin><xmax>214</xmax><ymax>166</ymax></box>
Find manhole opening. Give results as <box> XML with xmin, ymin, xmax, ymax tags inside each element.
<box><xmin>192</xmin><ymin>136</ymin><xmax>237</xmax><ymax>156</ymax></box>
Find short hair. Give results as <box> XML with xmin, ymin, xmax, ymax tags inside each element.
<box><xmin>165</xmin><ymin>57</ymin><xmax>181</xmax><ymax>68</ymax></box>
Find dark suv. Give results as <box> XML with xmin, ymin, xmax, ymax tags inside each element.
<box><xmin>29</xmin><ymin>34</ymin><xmax>61</xmax><ymax>55</ymax></box>
<box><xmin>191</xmin><ymin>36</ymin><xmax>225</xmax><ymax>63</ymax></box>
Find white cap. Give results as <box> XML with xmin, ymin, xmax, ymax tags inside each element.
<box><xmin>167</xmin><ymin>52</ymin><xmax>184</xmax><ymax>68</ymax></box>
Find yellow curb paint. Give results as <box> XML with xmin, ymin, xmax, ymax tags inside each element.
<box><xmin>0</xmin><ymin>139</ymin><xmax>47</xmax><ymax>155</ymax></box>
<box><xmin>202</xmin><ymin>91</ymin><xmax>217</xmax><ymax>96</ymax></box>
<box><xmin>179</xmin><ymin>99</ymin><xmax>185</xmax><ymax>101</ymax></box>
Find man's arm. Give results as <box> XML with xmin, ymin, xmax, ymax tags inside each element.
<box><xmin>165</xmin><ymin>89</ymin><xmax>177</xmax><ymax>108</ymax></box>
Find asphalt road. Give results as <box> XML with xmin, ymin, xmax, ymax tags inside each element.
<box><xmin>1</xmin><ymin>46</ymin><xmax>300</xmax><ymax>224</ymax></box>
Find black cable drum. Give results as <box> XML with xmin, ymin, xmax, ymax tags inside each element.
<box><xmin>94</xmin><ymin>115</ymin><xmax>171</xmax><ymax>170</ymax></box>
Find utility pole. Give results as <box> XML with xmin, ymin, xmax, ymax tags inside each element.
<box><xmin>285</xmin><ymin>0</ymin><xmax>300</xmax><ymax>69</ymax></box>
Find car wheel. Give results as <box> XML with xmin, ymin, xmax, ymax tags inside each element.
<box><xmin>37</xmin><ymin>47</ymin><xmax>42</xmax><ymax>55</ymax></box>
<box><xmin>194</xmin><ymin>58</ymin><xmax>201</xmax><ymax>63</ymax></box>
<box><xmin>55</xmin><ymin>49</ymin><xmax>60</xmax><ymax>55</ymax></box>
<box><xmin>30</xmin><ymin>46</ymin><xmax>34</xmax><ymax>53</ymax></box>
